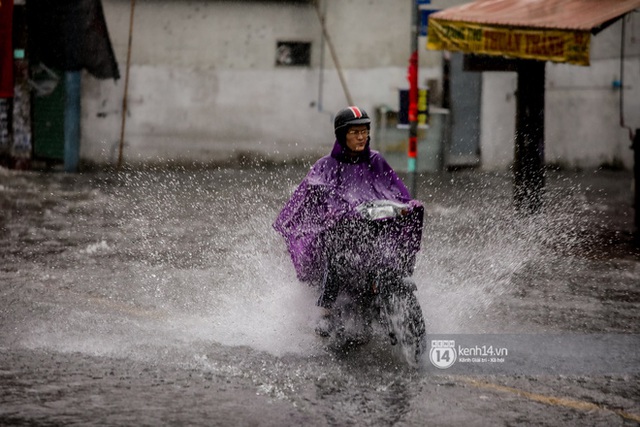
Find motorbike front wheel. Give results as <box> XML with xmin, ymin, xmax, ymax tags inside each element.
<box><xmin>380</xmin><ymin>288</ymin><xmax>427</xmax><ymax>366</ymax></box>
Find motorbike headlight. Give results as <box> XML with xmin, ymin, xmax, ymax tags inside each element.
<box><xmin>356</xmin><ymin>200</ymin><xmax>410</xmax><ymax>221</ymax></box>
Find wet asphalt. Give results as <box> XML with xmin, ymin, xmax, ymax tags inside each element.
<box><xmin>0</xmin><ymin>164</ymin><xmax>638</xmax><ymax>426</ymax></box>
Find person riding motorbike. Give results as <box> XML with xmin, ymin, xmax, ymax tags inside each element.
<box><xmin>273</xmin><ymin>106</ymin><xmax>423</xmax><ymax>337</ymax></box>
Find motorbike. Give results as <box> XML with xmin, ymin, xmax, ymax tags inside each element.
<box><xmin>318</xmin><ymin>199</ymin><xmax>427</xmax><ymax>366</ymax></box>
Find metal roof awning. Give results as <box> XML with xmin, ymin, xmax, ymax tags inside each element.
<box><xmin>427</xmin><ymin>0</ymin><xmax>640</xmax><ymax>66</ymax></box>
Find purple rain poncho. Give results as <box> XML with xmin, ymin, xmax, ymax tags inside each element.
<box><xmin>274</xmin><ymin>140</ymin><xmax>424</xmax><ymax>285</ymax></box>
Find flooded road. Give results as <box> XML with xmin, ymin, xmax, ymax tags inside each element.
<box><xmin>1</xmin><ymin>165</ymin><xmax>639</xmax><ymax>426</ymax></box>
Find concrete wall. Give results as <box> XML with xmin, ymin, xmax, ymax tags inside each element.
<box><xmin>81</xmin><ymin>0</ymin><xmax>451</xmax><ymax>166</ymax></box>
<box><xmin>545</xmin><ymin>17</ymin><xmax>640</xmax><ymax>170</ymax></box>
<box><xmin>480</xmin><ymin>71</ymin><xmax>517</xmax><ymax>170</ymax></box>
<box><xmin>80</xmin><ymin>0</ymin><xmax>638</xmax><ymax>170</ymax></box>
<box><xmin>480</xmin><ymin>16</ymin><xmax>640</xmax><ymax>171</ymax></box>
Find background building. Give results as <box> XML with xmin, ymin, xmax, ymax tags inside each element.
<box><xmin>4</xmin><ymin>0</ymin><xmax>639</xmax><ymax>171</ymax></box>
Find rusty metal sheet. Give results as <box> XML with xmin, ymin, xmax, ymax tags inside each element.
<box><xmin>426</xmin><ymin>0</ymin><xmax>640</xmax><ymax>65</ymax></box>
<box><xmin>428</xmin><ymin>0</ymin><xmax>640</xmax><ymax>32</ymax></box>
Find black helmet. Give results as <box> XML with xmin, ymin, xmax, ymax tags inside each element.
<box><xmin>334</xmin><ymin>106</ymin><xmax>371</xmax><ymax>136</ymax></box>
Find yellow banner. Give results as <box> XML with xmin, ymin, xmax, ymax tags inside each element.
<box><xmin>427</xmin><ymin>19</ymin><xmax>591</xmax><ymax>66</ymax></box>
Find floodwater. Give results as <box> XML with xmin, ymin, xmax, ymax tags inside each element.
<box><xmin>1</xmin><ymin>164</ymin><xmax>639</xmax><ymax>426</ymax></box>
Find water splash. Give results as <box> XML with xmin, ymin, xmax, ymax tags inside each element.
<box><xmin>9</xmin><ymin>167</ymin><xmax>617</xmax><ymax>361</ymax></box>
<box><xmin>417</xmin><ymin>171</ymin><xmax>601</xmax><ymax>334</ymax></box>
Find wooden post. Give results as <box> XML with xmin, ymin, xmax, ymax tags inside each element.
<box><xmin>514</xmin><ymin>60</ymin><xmax>545</xmax><ymax>214</ymax></box>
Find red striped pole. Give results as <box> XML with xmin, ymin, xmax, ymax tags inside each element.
<box><xmin>407</xmin><ymin>0</ymin><xmax>419</xmax><ymax>198</ymax></box>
